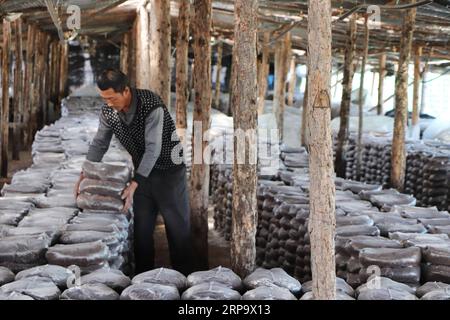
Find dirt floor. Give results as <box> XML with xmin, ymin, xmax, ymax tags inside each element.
<box><xmin>0</xmin><ymin>150</ymin><xmax>33</xmax><ymax>189</ymax></box>
<box><xmin>154</xmin><ymin>205</ymin><xmax>231</xmax><ymax>269</ymax></box>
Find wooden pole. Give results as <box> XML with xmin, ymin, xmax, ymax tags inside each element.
<box><xmin>120</xmin><ymin>31</ymin><xmax>130</xmax><ymax>75</ymax></box>
<box><xmin>356</xmin><ymin>15</ymin><xmax>369</xmax><ymax>180</ymax></box>
<box><xmin>287</xmin><ymin>54</ymin><xmax>296</xmax><ymax>106</ymax></box>
<box><xmin>58</xmin><ymin>41</ymin><xmax>68</xmax><ymax>106</ymax></box>
<box><xmin>411</xmin><ymin>46</ymin><xmax>422</xmax><ymax>127</ymax></box>
<box><xmin>274</xmin><ymin>32</ymin><xmax>291</xmax><ymax>141</ymax></box>
<box><xmin>149</xmin><ymin>0</ymin><xmax>171</xmax><ymax>109</ymax></box>
<box><xmin>135</xmin><ymin>2</ymin><xmax>150</xmax><ymax>89</ymax></box>
<box><xmin>23</xmin><ymin>23</ymin><xmax>35</xmax><ymax>147</ymax></box>
<box><xmin>176</xmin><ymin>0</ymin><xmax>190</xmax><ymax>145</ymax></box>
<box><xmin>335</xmin><ymin>15</ymin><xmax>357</xmax><ymax>178</ymax></box>
<box><xmin>376</xmin><ymin>52</ymin><xmax>386</xmax><ymax>115</ymax></box>
<box><xmin>129</xmin><ymin>22</ymin><xmax>138</xmax><ymax>87</ymax></box>
<box><xmin>190</xmin><ymin>0</ymin><xmax>212</xmax><ymax>270</ymax></box>
<box><xmin>213</xmin><ymin>39</ymin><xmax>223</xmax><ymax>109</ymax></box>
<box><xmin>30</xmin><ymin>30</ymin><xmax>42</xmax><ymax>142</ymax></box>
<box><xmin>230</xmin><ymin>0</ymin><xmax>258</xmax><ymax>279</ymax></box>
<box><xmin>301</xmin><ymin>71</ymin><xmax>308</xmax><ymax>147</ymax></box>
<box><xmin>257</xmin><ymin>31</ymin><xmax>270</xmax><ymax>115</ymax></box>
<box><xmin>420</xmin><ymin>50</ymin><xmax>430</xmax><ymax>114</ymax></box>
<box><xmin>41</xmin><ymin>34</ymin><xmax>50</xmax><ymax>126</ymax></box>
<box><xmin>307</xmin><ymin>0</ymin><xmax>336</xmax><ymax>300</ymax></box>
<box><xmin>12</xmin><ymin>18</ymin><xmax>24</xmax><ymax>160</ymax></box>
<box><xmin>228</xmin><ymin>48</ymin><xmax>236</xmax><ymax>116</ymax></box>
<box><xmin>391</xmin><ymin>0</ymin><xmax>416</xmax><ymax>191</ymax></box>
<box><xmin>1</xmin><ymin>19</ymin><xmax>11</xmax><ymax>178</ymax></box>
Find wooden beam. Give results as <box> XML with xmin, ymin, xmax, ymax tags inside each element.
<box><xmin>391</xmin><ymin>0</ymin><xmax>417</xmax><ymax>191</ymax></box>
<box><xmin>335</xmin><ymin>14</ymin><xmax>357</xmax><ymax>178</ymax></box>
<box><xmin>307</xmin><ymin>0</ymin><xmax>336</xmax><ymax>300</ymax></box>
<box><xmin>190</xmin><ymin>0</ymin><xmax>212</xmax><ymax>270</ymax></box>
<box><xmin>1</xmin><ymin>19</ymin><xmax>11</xmax><ymax>178</ymax></box>
<box><xmin>377</xmin><ymin>52</ymin><xmax>386</xmax><ymax>115</ymax></box>
<box><xmin>175</xmin><ymin>0</ymin><xmax>190</xmax><ymax>145</ymax></box>
<box><xmin>257</xmin><ymin>31</ymin><xmax>270</xmax><ymax>115</ymax></box>
<box><xmin>230</xmin><ymin>0</ymin><xmax>258</xmax><ymax>279</ymax></box>
<box><xmin>412</xmin><ymin>46</ymin><xmax>422</xmax><ymax>127</ymax></box>
<box><xmin>213</xmin><ymin>38</ymin><xmax>223</xmax><ymax>109</ymax></box>
<box><xmin>149</xmin><ymin>0</ymin><xmax>172</xmax><ymax>109</ymax></box>
<box><xmin>357</xmin><ymin>15</ymin><xmax>369</xmax><ymax>180</ymax></box>
<box><xmin>12</xmin><ymin>18</ymin><xmax>24</xmax><ymax>160</ymax></box>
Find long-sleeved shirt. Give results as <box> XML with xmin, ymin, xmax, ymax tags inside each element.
<box><xmin>86</xmin><ymin>88</ymin><xmax>163</xmax><ymax>178</ymax></box>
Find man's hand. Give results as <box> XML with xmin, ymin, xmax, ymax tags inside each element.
<box><xmin>121</xmin><ymin>180</ymin><xmax>139</xmax><ymax>213</ymax></box>
<box><xmin>74</xmin><ymin>172</ymin><xmax>85</xmax><ymax>199</ymax></box>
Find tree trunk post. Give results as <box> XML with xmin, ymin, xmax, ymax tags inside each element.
<box><xmin>335</xmin><ymin>15</ymin><xmax>357</xmax><ymax>178</ymax></box>
<box><xmin>190</xmin><ymin>0</ymin><xmax>212</xmax><ymax>270</ymax></box>
<box><xmin>149</xmin><ymin>0</ymin><xmax>172</xmax><ymax>109</ymax></box>
<box><xmin>391</xmin><ymin>0</ymin><xmax>417</xmax><ymax>191</ymax></box>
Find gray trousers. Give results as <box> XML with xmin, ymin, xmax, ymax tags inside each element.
<box><xmin>132</xmin><ymin>164</ymin><xmax>194</xmax><ymax>275</ymax></box>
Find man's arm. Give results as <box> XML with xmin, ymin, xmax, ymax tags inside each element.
<box><xmin>134</xmin><ymin>107</ymin><xmax>164</xmax><ymax>180</ymax></box>
<box><xmin>86</xmin><ymin>111</ymin><xmax>113</xmax><ymax>163</ymax></box>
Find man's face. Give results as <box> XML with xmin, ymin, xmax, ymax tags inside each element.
<box><xmin>98</xmin><ymin>87</ymin><xmax>130</xmax><ymax>112</ymax></box>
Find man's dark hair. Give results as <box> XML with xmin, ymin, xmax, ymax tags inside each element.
<box><xmin>97</xmin><ymin>69</ymin><xmax>129</xmax><ymax>93</ymax></box>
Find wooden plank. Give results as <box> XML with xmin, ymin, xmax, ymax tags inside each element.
<box><xmin>391</xmin><ymin>0</ymin><xmax>417</xmax><ymax>191</ymax></box>
<box><xmin>190</xmin><ymin>0</ymin><xmax>212</xmax><ymax>270</ymax></box>
<box><xmin>335</xmin><ymin>14</ymin><xmax>357</xmax><ymax>178</ymax></box>
<box><xmin>175</xmin><ymin>0</ymin><xmax>190</xmax><ymax>145</ymax></box>
<box><xmin>307</xmin><ymin>0</ymin><xmax>336</xmax><ymax>300</ymax></box>
<box><xmin>149</xmin><ymin>0</ymin><xmax>172</xmax><ymax>109</ymax></box>
<box><xmin>59</xmin><ymin>41</ymin><xmax>68</xmax><ymax>105</ymax></box>
<box><xmin>1</xmin><ymin>19</ymin><xmax>11</xmax><ymax>178</ymax></box>
<box><xmin>120</xmin><ymin>31</ymin><xmax>130</xmax><ymax>75</ymax></box>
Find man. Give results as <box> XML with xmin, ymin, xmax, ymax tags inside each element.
<box><xmin>74</xmin><ymin>69</ymin><xmax>193</xmax><ymax>276</ymax></box>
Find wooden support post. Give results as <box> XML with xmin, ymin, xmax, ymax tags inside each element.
<box><xmin>59</xmin><ymin>41</ymin><xmax>68</xmax><ymax>104</ymax></box>
<box><xmin>257</xmin><ymin>32</ymin><xmax>270</xmax><ymax>115</ymax></box>
<box><xmin>307</xmin><ymin>0</ymin><xmax>336</xmax><ymax>300</ymax></box>
<box><xmin>356</xmin><ymin>15</ymin><xmax>369</xmax><ymax>180</ymax></box>
<box><xmin>230</xmin><ymin>0</ymin><xmax>258</xmax><ymax>279</ymax></box>
<box><xmin>120</xmin><ymin>32</ymin><xmax>130</xmax><ymax>75</ymax></box>
<box><xmin>391</xmin><ymin>0</ymin><xmax>416</xmax><ymax>191</ymax></box>
<box><xmin>12</xmin><ymin>18</ymin><xmax>24</xmax><ymax>160</ymax></box>
<box><xmin>1</xmin><ymin>19</ymin><xmax>11</xmax><ymax>178</ymax></box>
<box><xmin>23</xmin><ymin>23</ymin><xmax>35</xmax><ymax>148</ymax></box>
<box><xmin>135</xmin><ymin>2</ymin><xmax>150</xmax><ymax>89</ymax></box>
<box><xmin>190</xmin><ymin>0</ymin><xmax>212</xmax><ymax>270</ymax></box>
<box><xmin>287</xmin><ymin>54</ymin><xmax>296</xmax><ymax>106</ymax></box>
<box><xmin>213</xmin><ymin>39</ymin><xmax>223</xmax><ymax>109</ymax></box>
<box><xmin>130</xmin><ymin>21</ymin><xmax>138</xmax><ymax>87</ymax></box>
<box><xmin>335</xmin><ymin>15</ymin><xmax>357</xmax><ymax>178</ymax></box>
<box><xmin>412</xmin><ymin>46</ymin><xmax>422</xmax><ymax>127</ymax></box>
<box><xmin>149</xmin><ymin>0</ymin><xmax>171</xmax><ymax>109</ymax></box>
<box><xmin>377</xmin><ymin>52</ymin><xmax>386</xmax><ymax>115</ymax></box>
<box><xmin>420</xmin><ymin>50</ymin><xmax>431</xmax><ymax>114</ymax></box>
<box><xmin>228</xmin><ymin>49</ymin><xmax>236</xmax><ymax>116</ymax></box>
<box><xmin>176</xmin><ymin>0</ymin><xmax>190</xmax><ymax>145</ymax></box>
<box><xmin>274</xmin><ymin>32</ymin><xmax>291</xmax><ymax>141</ymax></box>
<box><xmin>30</xmin><ymin>30</ymin><xmax>42</xmax><ymax>142</ymax></box>
<box><xmin>301</xmin><ymin>71</ymin><xmax>308</xmax><ymax>147</ymax></box>
<box><xmin>41</xmin><ymin>34</ymin><xmax>50</xmax><ymax>126</ymax></box>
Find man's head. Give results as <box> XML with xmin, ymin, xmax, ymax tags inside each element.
<box><xmin>97</xmin><ymin>69</ymin><xmax>132</xmax><ymax>112</ymax></box>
